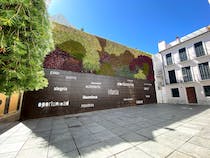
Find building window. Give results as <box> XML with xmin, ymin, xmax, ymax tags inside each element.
<box><xmin>179</xmin><ymin>48</ymin><xmax>187</xmax><ymax>62</ymax></box>
<box><xmin>199</xmin><ymin>62</ymin><xmax>210</xmax><ymax>80</ymax></box>
<box><xmin>204</xmin><ymin>86</ymin><xmax>210</xmax><ymax>97</ymax></box>
<box><xmin>194</xmin><ymin>41</ymin><xmax>205</xmax><ymax>57</ymax></box>
<box><xmin>168</xmin><ymin>70</ymin><xmax>177</xmax><ymax>84</ymax></box>
<box><xmin>182</xmin><ymin>66</ymin><xmax>193</xmax><ymax>82</ymax></box>
<box><xmin>171</xmin><ymin>88</ymin><xmax>180</xmax><ymax>97</ymax></box>
<box><xmin>166</xmin><ymin>53</ymin><xmax>173</xmax><ymax>65</ymax></box>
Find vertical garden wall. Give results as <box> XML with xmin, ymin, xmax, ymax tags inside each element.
<box><xmin>44</xmin><ymin>23</ymin><xmax>154</xmax><ymax>81</ymax></box>
<box><xmin>21</xmin><ymin>22</ymin><xmax>156</xmax><ymax>119</ymax></box>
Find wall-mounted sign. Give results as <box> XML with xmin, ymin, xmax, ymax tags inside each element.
<box><xmin>21</xmin><ymin>69</ymin><xmax>156</xmax><ymax>119</ymax></box>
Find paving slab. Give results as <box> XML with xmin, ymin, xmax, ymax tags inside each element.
<box><xmin>79</xmin><ymin>142</ymin><xmax>111</xmax><ymax>158</ymax></box>
<box><xmin>178</xmin><ymin>142</ymin><xmax>210</xmax><ymax>158</ymax></box>
<box><xmin>0</xmin><ymin>103</ymin><xmax>210</xmax><ymax>158</ymax></box>
<box><xmin>48</xmin><ymin>140</ymin><xmax>77</xmax><ymax>157</ymax></box>
<box><xmin>0</xmin><ymin>152</ymin><xmax>17</xmax><ymax>158</ymax></box>
<box><xmin>188</xmin><ymin>136</ymin><xmax>210</xmax><ymax>149</ymax></box>
<box><xmin>136</xmin><ymin>140</ymin><xmax>174</xmax><ymax>158</ymax></box>
<box><xmin>167</xmin><ymin>151</ymin><xmax>194</xmax><ymax>158</ymax></box>
<box><xmin>16</xmin><ymin>147</ymin><xmax>48</xmax><ymax>158</ymax></box>
<box><xmin>115</xmin><ymin>147</ymin><xmax>152</xmax><ymax>158</ymax></box>
<box><xmin>119</xmin><ymin>132</ymin><xmax>148</xmax><ymax>146</ymax></box>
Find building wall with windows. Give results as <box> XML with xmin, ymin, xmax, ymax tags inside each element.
<box><xmin>153</xmin><ymin>26</ymin><xmax>210</xmax><ymax>105</ymax></box>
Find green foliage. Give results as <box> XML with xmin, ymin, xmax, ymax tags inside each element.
<box><xmin>52</xmin><ymin>22</ymin><xmax>152</xmax><ymax>78</ymax></box>
<box><xmin>0</xmin><ymin>0</ymin><xmax>54</xmax><ymax>95</ymax></box>
<box><xmin>53</xmin><ymin>23</ymin><xmax>101</xmax><ymax>71</ymax></box>
<box><xmin>83</xmin><ymin>50</ymin><xmax>100</xmax><ymax>71</ymax></box>
<box><xmin>142</xmin><ymin>63</ymin><xmax>150</xmax><ymax>76</ymax></box>
<box><xmin>133</xmin><ymin>63</ymin><xmax>149</xmax><ymax>79</ymax></box>
<box><xmin>105</xmin><ymin>40</ymin><xmax>151</xmax><ymax>58</ymax></box>
<box><xmin>96</xmin><ymin>63</ymin><xmax>115</xmax><ymax>76</ymax></box>
<box><xmin>115</xmin><ymin>66</ymin><xmax>135</xmax><ymax>78</ymax></box>
<box><xmin>134</xmin><ymin>69</ymin><xmax>146</xmax><ymax>79</ymax></box>
<box><xmin>57</xmin><ymin>40</ymin><xmax>86</xmax><ymax>60</ymax></box>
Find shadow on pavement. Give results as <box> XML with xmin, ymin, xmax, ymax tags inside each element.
<box><xmin>0</xmin><ymin>103</ymin><xmax>210</xmax><ymax>158</ymax></box>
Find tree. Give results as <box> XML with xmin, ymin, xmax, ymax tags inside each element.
<box><xmin>0</xmin><ymin>0</ymin><xmax>54</xmax><ymax>95</ymax></box>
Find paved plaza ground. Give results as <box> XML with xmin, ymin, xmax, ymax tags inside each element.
<box><xmin>0</xmin><ymin>103</ymin><xmax>210</xmax><ymax>158</ymax></box>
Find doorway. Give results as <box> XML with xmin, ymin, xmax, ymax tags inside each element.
<box><xmin>186</xmin><ymin>87</ymin><xmax>197</xmax><ymax>103</ymax></box>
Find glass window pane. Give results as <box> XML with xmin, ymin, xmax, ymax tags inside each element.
<box><xmin>166</xmin><ymin>53</ymin><xmax>173</xmax><ymax>65</ymax></box>
<box><xmin>168</xmin><ymin>70</ymin><xmax>177</xmax><ymax>84</ymax></box>
<box><xmin>171</xmin><ymin>88</ymin><xmax>180</xmax><ymax>97</ymax></box>
<box><xmin>204</xmin><ymin>86</ymin><xmax>210</xmax><ymax>97</ymax></box>
<box><xmin>199</xmin><ymin>62</ymin><xmax>210</xmax><ymax>80</ymax></box>
<box><xmin>179</xmin><ymin>48</ymin><xmax>187</xmax><ymax>61</ymax></box>
<box><xmin>182</xmin><ymin>67</ymin><xmax>192</xmax><ymax>82</ymax></box>
<box><xmin>194</xmin><ymin>42</ymin><xmax>205</xmax><ymax>57</ymax></box>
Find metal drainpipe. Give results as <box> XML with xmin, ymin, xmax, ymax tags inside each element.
<box><xmin>160</xmin><ymin>54</ymin><xmax>167</xmax><ymax>103</ymax></box>
<box><xmin>161</xmin><ymin>54</ymin><xmax>167</xmax><ymax>86</ymax></box>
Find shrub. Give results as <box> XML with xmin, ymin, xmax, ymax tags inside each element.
<box><xmin>0</xmin><ymin>0</ymin><xmax>54</xmax><ymax>95</ymax></box>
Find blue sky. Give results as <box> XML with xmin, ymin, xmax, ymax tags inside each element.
<box><xmin>48</xmin><ymin>0</ymin><xmax>210</xmax><ymax>54</ymax></box>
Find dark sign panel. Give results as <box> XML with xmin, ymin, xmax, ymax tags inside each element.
<box><xmin>21</xmin><ymin>69</ymin><xmax>156</xmax><ymax>119</ymax></box>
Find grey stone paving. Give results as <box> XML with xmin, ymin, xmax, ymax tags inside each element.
<box><xmin>0</xmin><ymin>103</ymin><xmax>210</xmax><ymax>158</ymax></box>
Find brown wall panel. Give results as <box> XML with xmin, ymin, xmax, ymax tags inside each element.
<box><xmin>21</xmin><ymin>69</ymin><xmax>156</xmax><ymax>119</ymax></box>
<box><xmin>8</xmin><ymin>93</ymin><xmax>20</xmax><ymax>114</ymax></box>
<box><xmin>0</xmin><ymin>93</ymin><xmax>6</xmax><ymax>116</ymax></box>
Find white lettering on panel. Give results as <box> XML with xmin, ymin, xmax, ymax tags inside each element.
<box><xmin>81</xmin><ymin>104</ymin><xmax>94</xmax><ymax>108</ymax></box>
<box><xmin>136</xmin><ymin>100</ymin><xmax>143</xmax><ymax>104</ymax></box>
<box><xmin>123</xmin><ymin>98</ymin><xmax>133</xmax><ymax>101</ymax></box>
<box><xmin>144</xmin><ymin>87</ymin><xmax>150</xmax><ymax>91</ymax></box>
<box><xmin>108</xmin><ymin>89</ymin><xmax>119</xmax><ymax>95</ymax></box>
<box><xmin>145</xmin><ymin>95</ymin><xmax>150</xmax><ymax>98</ymax></box>
<box><xmin>91</xmin><ymin>82</ymin><xmax>101</xmax><ymax>85</ymax></box>
<box><xmin>82</xmin><ymin>95</ymin><xmax>98</xmax><ymax>99</ymax></box>
<box><xmin>50</xmin><ymin>71</ymin><xmax>60</xmax><ymax>75</ymax></box>
<box><xmin>144</xmin><ymin>83</ymin><xmax>152</xmax><ymax>86</ymax></box>
<box><xmin>65</xmin><ymin>76</ymin><xmax>77</xmax><ymax>80</ymax></box>
<box><xmin>85</xmin><ymin>85</ymin><xmax>101</xmax><ymax>89</ymax></box>
<box><xmin>54</xmin><ymin>87</ymin><xmax>68</xmax><ymax>92</ymax></box>
<box><xmin>117</xmin><ymin>82</ymin><xmax>134</xmax><ymax>87</ymax></box>
<box><xmin>38</xmin><ymin>101</ymin><xmax>70</xmax><ymax>108</ymax></box>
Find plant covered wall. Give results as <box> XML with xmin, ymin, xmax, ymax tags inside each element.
<box><xmin>44</xmin><ymin>22</ymin><xmax>154</xmax><ymax>80</ymax></box>
<box><xmin>0</xmin><ymin>0</ymin><xmax>54</xmax><ymax>95</ymax></box>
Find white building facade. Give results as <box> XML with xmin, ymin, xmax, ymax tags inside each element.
<box><xmin>153</xmin><ymin>26</ymin><xmax>210</xmax><ymax>105</ymax></box>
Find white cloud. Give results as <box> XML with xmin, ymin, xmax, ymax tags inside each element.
<box><xmin>209</xmin><ymin>0</ymin><xmax>210</xmax><ymax>4</ymax></box>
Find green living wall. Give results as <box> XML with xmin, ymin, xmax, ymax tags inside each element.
<box><xmin>44</xmin><ymin>23</ymin><xmax>154</xmax><ymax>80</ymax></box>
<box><xmin>0</xmin><ymin>0</ymin><xmax>54</xmax><ymax>95</ymax></box>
